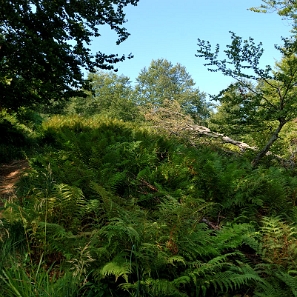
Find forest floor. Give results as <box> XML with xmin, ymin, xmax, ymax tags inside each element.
<box><xmin>0</xmin><ymin>160</ymin><xmax>29</xmax><ymax>202</ymax></box>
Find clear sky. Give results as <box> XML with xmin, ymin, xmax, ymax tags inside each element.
<box><xmin>89</xmin><ymin>0</ymin><xmax>291</xmax><ymax>97</ymax></box>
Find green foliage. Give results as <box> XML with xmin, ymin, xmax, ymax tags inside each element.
<box><xmin>0</xmin><ymin>108</ymin><xmax>41</xmax><ymax>163</ymax></box>
<box><xmin>0</xmin><ymin>0</ymin><xmax>139</xmax><ymax>110</ymax></box>
<box><xmin>197</xmin><ymin>30</ymin><xmax>297</xmax><ymax>166</ymax></box>
<box><xmin>3</xmin><ymin>115</ymin><xmax>297</xmax><ymax>296</ymax></box>
<box><xmin>250</xmin><ymin>1</ymin><xmax>297</xmax><ymax>35</ymax></box>
<box><xmin>3</xmin><ymin>2</ymin><xmax>297</xmax><ymax>296</ymax></box>
<box><xmin>252</xmin><ymin>217</ymin><xmax>297</xmax><ymax>296</ymax></box>
<box><xmin>208</xmin><ymin>84</ymin><xmax>271</xmax><ymax>144</ymax></box>
<box><xmin>65</xmin><ymin>71</ymin><xmax>142</xmax><ymax>121</ymax></box>
<box><xmin>259</xmin><ymin>216</ymin><xmax>297</xmax><ymax>269</ymax></box>
<box><xmin>1</xmin><ymin>261</ymin><xmax>82</xmax><ymax>297</ymax></box>
<box><xmin>134</xmin><ymin>59</ymin><xmax>210</xmax><ymax>124</ymax></box>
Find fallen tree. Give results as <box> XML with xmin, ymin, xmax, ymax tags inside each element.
<box><xmin>144</xmin><ymin>100</ymin><xmax>256</xmax><ymax>152</ymax></box>
<box><xmin>143</xmin><ymin>100</ymin><xmax>295</xmax><ymax>168</ymax></box>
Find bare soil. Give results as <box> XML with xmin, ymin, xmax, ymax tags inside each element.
<box><xmin>0</xmin><ymin>160</ymin><xmax>29</xmax><ymax>198</ymax></box>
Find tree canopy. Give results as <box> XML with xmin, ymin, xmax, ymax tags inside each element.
<box><xmin>196</xmin><ymin>30</ymin><xmax>297</xmax><ymax>167</ymax></box>
<box><xmin>250</xmin><ymin>0</ymin><xmax>297</xmax><ymax>34</ymax></box>
<box><xmin>133</xmin><ymin>59</ymin><xmax>210</xmax><ymax>124</ymax></box>
<box><xmin>0</xmin><ymin>0</ymin><xmax>139</xmax><ymax>110</ymax></box>
<box><xmin>65</xmin><ymin>71</ymin><xmax>140</xmax><ymax>121</ymax></box>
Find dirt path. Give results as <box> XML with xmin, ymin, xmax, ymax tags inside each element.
<box><xmin>0</xmin><ymin>160</ymin><xmax>29</xmax><ymax>198</ymax></box>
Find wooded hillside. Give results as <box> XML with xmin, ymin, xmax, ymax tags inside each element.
<box><xmin>1</xmin><ymin>1</ymin><xmax>297</xmax><ymax>296</ymax></box>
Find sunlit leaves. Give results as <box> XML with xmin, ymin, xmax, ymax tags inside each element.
<box><xmin>0</xmin><ymin>0</ymin><xmax>139</xmax><ymax>110</ymax></box>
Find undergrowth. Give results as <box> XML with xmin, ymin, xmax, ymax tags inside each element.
<box><xmin>0</xmin><ymin>108</ymin><xmax>42</xmax><ymax>163</ymax></box>
<box><xmin>1</xmin><ymin>115</ymin><xmax>297</xmax><ymax>296</ymax></box>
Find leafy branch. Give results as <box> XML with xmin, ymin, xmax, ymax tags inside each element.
<box><xmin>196</xmin><ymin>31</ymin><xmax>297</xmax><ymax>167</ymax></box>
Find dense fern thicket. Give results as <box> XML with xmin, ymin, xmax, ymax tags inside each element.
<box><xmin>1</xmin><ymin>115</ymin><xmax>297</xmax><ymax>296</ymax></box>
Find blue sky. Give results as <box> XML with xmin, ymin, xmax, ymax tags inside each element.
<box><xmin>89</xmin><ymin>0</ymin><xmax>291</xmax><ymax>96</ymax></box>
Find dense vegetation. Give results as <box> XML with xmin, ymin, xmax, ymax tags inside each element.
<box><xmin>1</xmin><ymin>90</ymin><xmax>297</xmax><ymax>296</ymax></box>
<box><xmin>2</xmin><ymin>114</ymin><xmax>297</xmax><ymax>296</ymax></box>
<box><xmin>0</xmin><ymin>0</ymin><xmax>139</xmax><ymax>110</ymax></box>
<box><xmin>2</xmin><ymin>0</ymin><xmax>297</xmax><ymax>296</ymax></box>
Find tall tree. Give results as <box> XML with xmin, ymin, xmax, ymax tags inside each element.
<box><xmin>134</xmin><ymin>59</ymin><xmax>210</xmax><ymax>124</ymax></box>
<box><xmin>196</xmin><ymin>32</ymin><xmax>297</xmax><ymax>167</ymax></box>
<box><xmin>0</xmin><ymin>0</ymin><xmax>139</xmax><ymax>110</ymax></box>
<box><xmin>65</xmin><ymin>71</ymin><xmax>140</xmax><ymax>121</ymax></box>
<box><xmin>209</xmin><ymin>85</ymin><xmax>255</xmax><ymax>137</ymax></box>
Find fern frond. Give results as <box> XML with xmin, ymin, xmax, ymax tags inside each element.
<box><xmin>100</xmin><ymin>255</ymin><xmax>132</xmax><ymax>282</ymax></box>
<box><xmin>90</xmin><ymin>182</ymin><xmax>122</xmax><ymax>218</ymax></box>
<box><xmin>192</xmin><ymin>261</ymin><xmax>262</xmax><ymax>296</ymax></box>
<box><xmin>100</xmin><ymin>217</ymin><xmax>140</xmax><ymax>245</ymax></box>
<box><xmin>166</xmin><ymin>255</ymin><xmax>186</xmax><ymax>266</ymax></box>
<box><xmin>121</xmin><ymin>278</ymin><xmax>188</xmax><ymax>297</ymax></box>
<box><xmin>259</xmin><ymin>216</ymin><xmax>297</xmax><ymax>268</ymax></box>
<box><xmin>276</xmin><ymin>271</ymin><xmax>297</xmax><ymax>297</ymax></box>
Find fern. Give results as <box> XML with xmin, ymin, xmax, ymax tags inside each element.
<box><xmin>120</xmin><ymin>278</ymin><xmax>188</xmax><ymax>297</ymax></box>
<box><xmin>186</xmin><ymin>259</ymin><xmax>262</xmax><ymax>296</ymax></box>
<box><xmin>100</xmin><ymin>257</ymin><xmax>132</xmax><ymax>283</ymax></box>
<box><xmin>166</xmin><ymin>255</ymin><xmax>186</xmax><ymax>266</ymax></box>
<box><xmin>259</xmin><ymin>216</ymin><xmax>297</xmax><ymax>269</ymax></box>
<box><xmin>254</xmin><ymin>265</ymin><xmax>297</xmax><ymax>297</ymax></box>
<box><xmin>276</xmin><ymin>271</ymin><xmax>297</xmax><ymax>296</ymax></box>
<box><xmin>10</xmin><ymin>115</ymin><xmax>297</xmax><ymax>296</ymax></box>
<box><xmin>99</xmin><ymin>217</ymin><xmax>141</xmax><ymax>247</ymax></box>
<box><xmin>47</xmin><ymin>184</ymin><xmax>87</xmax><ymax>229</ymax></box>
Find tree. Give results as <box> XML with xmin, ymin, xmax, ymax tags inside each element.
<box><xmin>65</xmin><ymin>71</ymin><xmax>141</xmax><ymax>121</ymax></box>
<box><xmin>196</xmin><ymin>30</ymin><xmax>297</xmax><ymax>167</ymax></box>
<box><xmin>250</xmin><ymin>0</ymin><xmax>297</xmax><ymax>34</ymax></box>
<box><xmin>208</xmin><ymin>83</ymin><xmax>282</xmax><ymax>154</ymax></box>
<box><xmin>209</xmin><ymin>85</ymin><xmax>254</xmax><ymax>137</ymax></box>
<box><xmin>133</xmin><ymin>59</ymin><xmax>210</xmax><ymax>124</ymax></box>
<box><xmin>0</xmin><ymin>0</ymin><xmax>139</xmax><ymax>111</ymax></box>
<box><xmin>144</xmin><ymin>98</ymin><xmax>255</xmax><ymax>152</ymax></box>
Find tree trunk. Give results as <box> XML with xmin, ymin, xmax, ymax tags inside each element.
<box><xmin>251</xmin><ymin>120</ymin><xmax>286</xmax><ymax>168</ymax></box>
